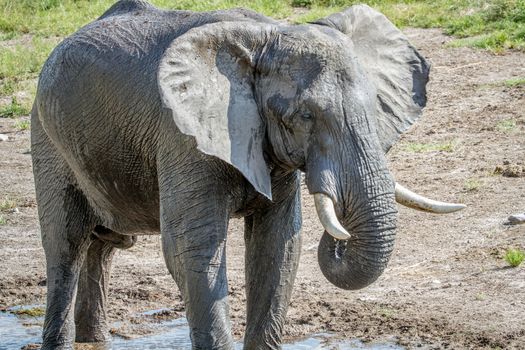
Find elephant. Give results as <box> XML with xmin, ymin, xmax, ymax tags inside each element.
<box><xmin>31</xmin><ymin>1</ymin><xmax>465</xmax><ymax>349</ymax></box>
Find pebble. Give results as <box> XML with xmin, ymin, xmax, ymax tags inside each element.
<box><xmin>305</xmin><ymin>243</ymin><xmax>318</xmax><ymax>251</ymax></box>
<box><xmin>0</xmin><ymin>134</ymin><xmax>8</xmax><ymax>142</ymax></box>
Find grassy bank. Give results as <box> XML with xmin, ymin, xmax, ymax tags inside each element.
<box><xmin>301</xmin><ymin>0</ymin><xmax>525</xmax><ymax>52</ymax></box>
<box><xmin>1</xmin><ymin>0</ymin><xmax>524</xmax><ymax>118</ymax></box>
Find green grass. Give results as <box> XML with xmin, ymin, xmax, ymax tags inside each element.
<box><xmin>0</xmin><ymin>37</ymin><xmax>59</xmax><ymax>80</ymax></box>
<box><xmin>0</xmin><ymin>196</ymin><xmax>17</xmax><ymax>210</ymax></box>
<box><xmin>0</xmin><ymin>1</ymin><xmax>523</xmax><ymax>121</ymax></box>
<box><xmin>0</xmin><ymin>78</ymin><xmax>36</xmax><ymax>99</ymax></box>
<box><xmin>10</xmin><ymin>306</ymin><xmax>46</xmax><ymax>317</ymax></box>
<box><xmin>404</xmin><ymin>140</ymin><xmax>456</xmax><ymax>153</ymax></box>
<box><xmin>496</xmin><ymin>119</ymin><xmax>517</xmax><ymax>132</ymax></box>
<box><xmin>504</xmin><ymin>248</ymin><xmax>525</xmax><ymax>267</ymax></box>
<box><xmin>0</xmin><ymin>97</ymin><xmax>30</xmax><ymax>118</ymax></box>
<box><xmin>0</xmin><ymin>36</ymin><xmax>57</xmax><ymax>117</ymax></box>
<box><xmin>292</xmin><ymin>0</ymin><xmax>525</xmax><ymax>53</ymax></box>
<box><xmin>503</xmin><ymin>77</ymin><xmax>525</xmax><ymax>87</ymax></box>
<box><xmin>14</xmin><ymin>120</ymin><xmax>30</xmax><ymax>131</ymax></box>
<box><xmin>481</xmin><ymin>76</ymin><xmax>525</xmax><ymax>89</ymax></box>
<box><xmin>1</xmin><ymin>1</ymin><xmax>524</xmax><ymax>48</ymax></box>
<box><xmin>447</xmin><ymin>32</ymin><xmax>523</xmax><ymax>53</ymax></box>
<box><xmin>475</xmin><ymin>292</ymin><xmax>486</xmax><ymax>301</ymax></box>
<box><xmin>0</xmin><ymin>0</ymin><xmax>293</xmax><ymax>39</ymax></box>
<box><xmin>464</xmin><ymin>178</ymin><xmax>481</xmax><ymax>191</ymax></box>
<box><xmin>443</xmin><ymin>0</ymin><xmax>525</xmax><ymax>52</ymax></box>
<box><xmin>0</xmin><ymin>215</ymin><xmax>6</xmax><ymax>225</ymax></box>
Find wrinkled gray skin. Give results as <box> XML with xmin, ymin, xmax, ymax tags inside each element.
<box><xmin>31</xmin><ymin>1</ymin><xmax>429</xmax><ymax>349</ymax></box>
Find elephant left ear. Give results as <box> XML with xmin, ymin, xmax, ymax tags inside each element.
<box><xmin>313</xmin><ymin>5</ymin><xmax>430</xmax><ymax>153</ymax></box>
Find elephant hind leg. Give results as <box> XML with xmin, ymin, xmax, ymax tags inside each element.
<box><xmin>32</xmin><ymin>113</ymin><xmax>96</xmax><ymax>349</ymax></box>
<box><xmin>36</xmin><ymin>181</ymin><xmax>95</xmax><ymax>349</ymax></box>
<box><xmin>75</xmin><ymin>237</ymin><xmax>116</xmax><ymax>343</ymax></box>
<box><xmin>75</xmin><ymin>227</ymin><xmax>135</xmax><ymax>343</ymax></box>
<box><xmin>39</xmin><ymin>190</ymin><xmax>94</xmax><ymax>349</ymax></box>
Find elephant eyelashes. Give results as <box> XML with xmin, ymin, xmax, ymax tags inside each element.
<box><xmin>281</xmin><ymin>112</ymin><xmax>313</xmax><ymax>131</ymax></box>
<box><xmin>292</xmin><ymin>111</ymin><xmax>314</xmax><ymax>122</ymax></box>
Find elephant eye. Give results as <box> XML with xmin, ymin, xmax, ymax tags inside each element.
<box><xmin>301</xmin><ymin>113</ymin><xmax>313</xmax><ymax>121</ymax></box>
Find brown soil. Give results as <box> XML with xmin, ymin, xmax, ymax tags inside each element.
<box><xmin>1</xmin><ymin>28</ymin><xmax>524</xmax><ymax>349</ymax></box>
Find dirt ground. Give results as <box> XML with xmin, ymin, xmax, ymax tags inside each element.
<box><xmin>1</xmin><ymin>28</ymin><xmax>524</xmax><ymax>349</ymax></box>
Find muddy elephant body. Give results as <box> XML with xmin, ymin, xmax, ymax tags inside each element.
<box><xmin>32</xmin><ymin>1</ymin><xmax>462</xmax><ymax>349</ymax></box>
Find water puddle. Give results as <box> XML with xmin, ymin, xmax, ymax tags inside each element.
<box><xmin>0</xmin><ymin>306</ymin><xmax>43</xmax><ymax>349</ymax></box>
<box><xmin>1</xmin><ymin>306</ymin><xmax>403</xmax><ymax>350</ymax></box>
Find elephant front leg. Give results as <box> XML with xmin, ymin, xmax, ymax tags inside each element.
<box><xmin>160</xmin><ymin>185</ymin><xmax>233</xmax><ymax>350</ymax></box>
<box><xmin>244</xmin><ymin>171</ymin><xmax>302</xmax><ymax>350</ymax></box>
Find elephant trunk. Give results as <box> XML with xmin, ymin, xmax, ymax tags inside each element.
<box><xmin>306</xmin><ymin>141</ymin><xmax>398</xmax><ymax>290</ymax></box>
<box><xmin>315</xmin><ymin>190</ymin><xmax>397</xmax><ymax>290</ymax></box>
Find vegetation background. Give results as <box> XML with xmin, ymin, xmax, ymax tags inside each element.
<box><xmin>1</xmin><ymin>0</ymin><xmax>524</xmax><ymax>121</ymax></box>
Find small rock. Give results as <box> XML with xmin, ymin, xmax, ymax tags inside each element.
<box><xmin>305</xmin><ymin>243</ymin><xmax>318</xmax><ymax>251</ymax></box>
<box><xmin>509</xmin><ymin>280</ymin><xmax>525</xmax><ymax>288</ymax></box>
<box><xmin>507</xmin><ymin>213</ymin><xmax>525</xmax><ymax>225</ymax></box>
<box><xmin>37</xmin><ymin>279</ymin><xmax>47</xmax><ymax>287</ymax></box>
<box><xmin>0</xmin><ymin>134</ymin><xmax>8</xmax><ymax>142</ymax></box>
<box><xmin>357</xmin><ymin>295</ymin><xmax>377</xmax><ymax>302</ymax></box>
<box><xmin>9</xmin><ymin>207</ymin><xmax>19</xmax><ymax>214</ymax></box>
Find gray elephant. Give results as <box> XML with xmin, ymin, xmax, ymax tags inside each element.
<box><xmin>31</xmin><ymin>1</ymin><xmax>464</xmax><ymax>349</ymax></box>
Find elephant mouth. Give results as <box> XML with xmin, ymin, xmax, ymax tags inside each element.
<box><xmin>313</xmin><ymin>183</ymin><xmax>465</xmax><ymax>241</ymax></box>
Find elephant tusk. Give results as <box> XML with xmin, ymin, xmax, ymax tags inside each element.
<box><xmin>395</xmin><ymin>183</ymin><xmax>466</xmax><ymax>214</ymax></box>
<box><xmin>314</xmin><ymin>193</ymin><xmax>351</xmax><ymax>240</ymax></box>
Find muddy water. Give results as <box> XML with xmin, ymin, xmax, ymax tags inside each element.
<box><xmin>1</xmin><ymin>307</ymin><xmax>402</xmax><ymax>350</ymax></box>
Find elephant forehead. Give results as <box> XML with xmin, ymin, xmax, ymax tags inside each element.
<box><xmin>281</xmin><ymin>23</ymin><xmax>353</xmax><ymax>50</ymax></box>
<box><xmin>299</xmin><ymin>74</ymin><xmax>347</xmax><ymax>110</ymax></box>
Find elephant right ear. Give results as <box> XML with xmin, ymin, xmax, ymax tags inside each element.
<box><xmin>158</xmin><ymin>22</ymin><xmax>273</xmax><ymax>199</ymax></box>
<box><xmin>313</xmin><ymin>5</ymin><xmax>430</xmax><ymax>153</ymax></box>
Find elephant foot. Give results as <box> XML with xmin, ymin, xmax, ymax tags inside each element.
<box><xmin>40</xmin><ymin>342</ymin><xmax>74</xmax><ymax>350</ymax></box>
<box><xmin>74</xmin><ymin>341</ymin><xmax>111</xmax><ymax>350</ymax></box>
<box><xmin>41</xmin><ymin>341</ymin><xmax>109</xmax><ymax>350</ymax></box>
<box><xmin>75</xmin><ymin>325</ymin><xmax>111</xmax><ymax>344</ymax></box>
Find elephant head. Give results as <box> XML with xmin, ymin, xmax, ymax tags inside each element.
<box><xmin>158</xmin><ymin>5</ymin><xmax>464</xmax><ymax>290</ymax></box>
